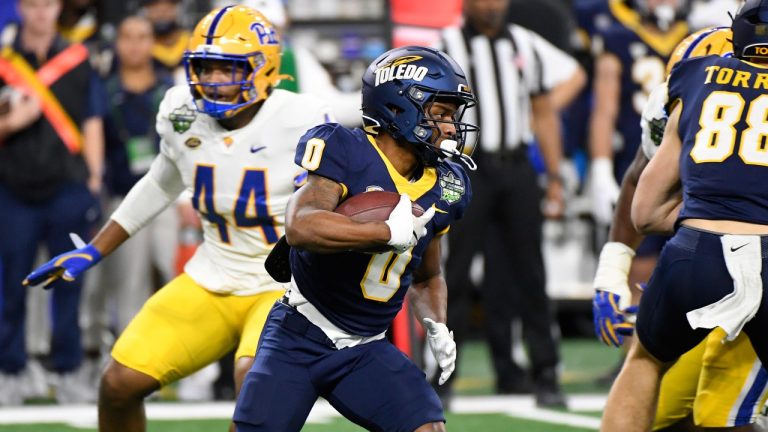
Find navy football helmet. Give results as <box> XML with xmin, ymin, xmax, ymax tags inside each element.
<box><xmin>361</xmin><ymin>46</ymin><xmax>478</xmax><ymax>169</ymax></box>
<box><xmin>732</xmin><ymin>0</ymin><xmax>768</xmax><ymax>59</ymax></box>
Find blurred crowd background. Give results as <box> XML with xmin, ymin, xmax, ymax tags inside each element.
<box><xmin>0</xmin><ymin>0</ymin><xmax>743</xmax><ymax>409</ymax></box>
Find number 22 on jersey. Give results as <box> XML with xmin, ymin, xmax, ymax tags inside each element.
<box><xmin>192</xmin><ymin>164</ymin><xmax>279</xmax><ymax>244</ymax></box>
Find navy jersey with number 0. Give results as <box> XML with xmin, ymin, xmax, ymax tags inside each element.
<box><xmin>669</xmin><ymin>55</ymin><xmax>768</xmax><ymax>224</ymax></box>
<box><xmin>290</xmin><ymin>123</ymin><xmax>472</xmax><ymax>336</ymax></box>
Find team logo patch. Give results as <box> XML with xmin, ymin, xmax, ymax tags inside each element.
<box><xmin>185</xmin><ymin>137</ymin><xmax>202</xmax><ymax>148</ymax></box>
<box><xmin>365</xmin><ymin>185</ymin><xmax>384</xmax><ymax>192</ymax></box>
<box><xmin>440</xmin><ymin>172</ymin><xmax>465</xmax><ymax>204</ymax></box>
<box><xmin>169</xmin><ymin>105</ymin><xmax>197</xmax><ymax>134</ymax></box>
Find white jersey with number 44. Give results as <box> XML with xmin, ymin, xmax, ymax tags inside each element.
<box><xmin>156</xmin><ymin>85</ymin><xmax>332</xmax><ymax>295</ymax></box>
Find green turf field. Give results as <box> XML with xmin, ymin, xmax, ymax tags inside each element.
<box><xmin>0</xmin><ymin>414</ymin><xmax>599</xmax><ymax>432</ymax></box>
<box><xmin>0</xmin><ymin>338</ymin><xmax>619</xmax><ymax>431</ymax></box>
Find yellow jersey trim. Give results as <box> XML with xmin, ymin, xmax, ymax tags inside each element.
<box><xmin>609</xmin><ymin>0</ymin><xmax>688</xmax><ymax>56</ymax></box>
<box><xmin>339</xmin><ymin>183</ymin><xmax>349</xmax><ymax>201</ymax></box>
<box><xmin>366</xmin><ymin>135</ymin><xmax>437</xmax><ymax>200</ymax></box>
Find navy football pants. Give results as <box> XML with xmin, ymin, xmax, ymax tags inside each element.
<box><xmin>637</xmin><ymin>226</ymin><xmax>768</xmax><ymax>366</ymax></box>
<box><xmin>234</xmin><ymin>302</ymin><xmax>444</xmax><ymax>432</ymax></box>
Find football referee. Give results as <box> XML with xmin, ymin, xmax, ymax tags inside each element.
<box><xmin>436</xmin><ymin>0</ymin><xmax>584</xmax><ymax>408</ymax></box>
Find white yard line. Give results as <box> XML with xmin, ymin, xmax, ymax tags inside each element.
<box><xmin>0</xmin><ymin>395</ymin><xmax>607</xmax><ymax>429</ymax></box>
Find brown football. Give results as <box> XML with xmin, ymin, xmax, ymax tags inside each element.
<box><xmin>335</xmin><ymin>191</ymin><xmax>425</xmax><ymax>222</ymax></box>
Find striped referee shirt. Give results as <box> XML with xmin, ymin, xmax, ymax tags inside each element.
<box><xmin>439</xmin><ymin>22</ymin><xmax>578</xmax><ymax>153</ymax></box>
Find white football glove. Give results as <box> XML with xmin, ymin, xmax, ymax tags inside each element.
<box><xmin>640</xmin><ymin>83</ymin><xmax>669</xmax><ymax>160</ymax></box>
<box><xmin>385</xmin><ymin>194</ymin><xmax>435</xmax><ymax>254</ymax></box>
<box><xmin>589</xmin><ymin>158</ymin><xmax>620</xmax><ymax>226</ymax></box>
<box><xmin>423</xmin><ymin>318</ymin><xmax>456</xmax><ymax>385</ymax></box>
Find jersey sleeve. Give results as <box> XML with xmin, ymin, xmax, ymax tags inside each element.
<box><xmin>666</xmin><ymin>57</ymin><xmax>700</xmax><ymax>113</ymax></box>
<box><xmin>154</xmin><ymin>86</ymin><xmax>185</xmax><ymax>161</ymax></box>
<box><xmin>294</xmin><ymin>123</ymin><xmax>351</xmax><ymax>185</ymax></box>
<box><xmin>434</xmin><ymin>162</ymin><xmax>473</xmax><ymax>236</ymax></box>
<box><xmin>452</xmin><ymin>164</ymin><xmax>472</xmax><ymax>221</ymax></box>
<box><xmin>640</xmin><ymin>82</ymin><xmax>669</xmax><ymax>160</ymax></box>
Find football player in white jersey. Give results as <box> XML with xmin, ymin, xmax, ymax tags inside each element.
<box><xmin>24</xmin><ymin>6</ymin><xmax>331</xmax><ymax>432</ymax></box>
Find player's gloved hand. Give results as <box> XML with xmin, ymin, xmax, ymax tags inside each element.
<box><xmin>593</xmin><ymin>291</ymin><xmax>638</xmax><ymax>347</ymax></box>
<box><xmin>23</xmin><ymin>234</ymin><xmax>102</xmax><ymax>289</ymax></box>
<box><xmin>413</xmin><ymin>205</ymin><xmax>435</xmax><ymax>241</ymax></box>
<box><xmin>589</xmin><ymin>158</ymin><xmax>620</xmax><ymax>226</ymax></box>
<box><xmin>640</xmin><ymin>83</ymin><xmax>669</xmax><ymax>160</ymax></box>
<box><xmin>423</xmin><ymin>318</ymin><xmax>456</xmax><ymax>385</ymax></box>
<box><xmin>385</xmin><ymin>194</ymin><xmax>435</xmax><ymax>254</ymax></box>
<box><xmin>592</xmin><ymin>242</ymin><xmax>637</xmax><ymax>347</ymax></box>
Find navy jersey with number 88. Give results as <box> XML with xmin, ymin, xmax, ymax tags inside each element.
<box><xmin>670</xmin><ymin>55</ymin><xmax>768</xmax><ymax>225</ymax></box>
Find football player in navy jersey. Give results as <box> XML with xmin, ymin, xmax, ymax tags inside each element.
<box><xmin>232</xmin><ymin>46</ymin><xmax>477</xmax><ymax>432</ymax></box>
<box><xmin>601</xmin><ymin>1</ymin><xmax>768</xmax><ymax>431</ymax></box>
<box><xmin>590</xmin><ymin>0</ymin><xmax>690</xmax><ymax>225</ymax></box>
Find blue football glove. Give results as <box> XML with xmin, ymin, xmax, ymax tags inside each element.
<box><xmin>593</xmin><ymin>290</ymin><xmax>638</xmax><ymax>347</ymax></box>
<box><xmin>23</xmin><ymin>234</ymin><xmax>102</xmax><ymax>289</ymax></box>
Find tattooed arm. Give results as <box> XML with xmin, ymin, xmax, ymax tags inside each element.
<box><xmin>284</xmin><ymin>174</ymin><xmax>392</xmax><ymax>253</ymax></box>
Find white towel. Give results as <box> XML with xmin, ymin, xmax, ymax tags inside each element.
<box><xmin>686</xmin><ymin>235</ymin><xmax>763</xmax><ymax>341</ymax></box>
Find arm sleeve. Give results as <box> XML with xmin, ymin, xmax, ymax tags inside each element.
<box><xmin>665</xmin><ymin>58</ymin><xmax>696</xmax><ymax>112</ymax></box>
<box><xmin>110</xmin><ymin>150</ymin><xmax>185</xmax><ymax>235</ymax></box>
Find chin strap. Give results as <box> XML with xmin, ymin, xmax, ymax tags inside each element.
<box><xmin>439</xmin><ymin>139</ymin><xmax>477</xmax><ymax>171</ymax></box>
<box><xmin>458</xmin><ymin>153</ymin><xmax>477</xmax><ymax>171</ymax></box>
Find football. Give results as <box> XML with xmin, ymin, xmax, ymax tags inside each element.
<box><xmin>335</xmin><ymin>190</ymin><xmax>424</xmax><ymax>221</ymax></box>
